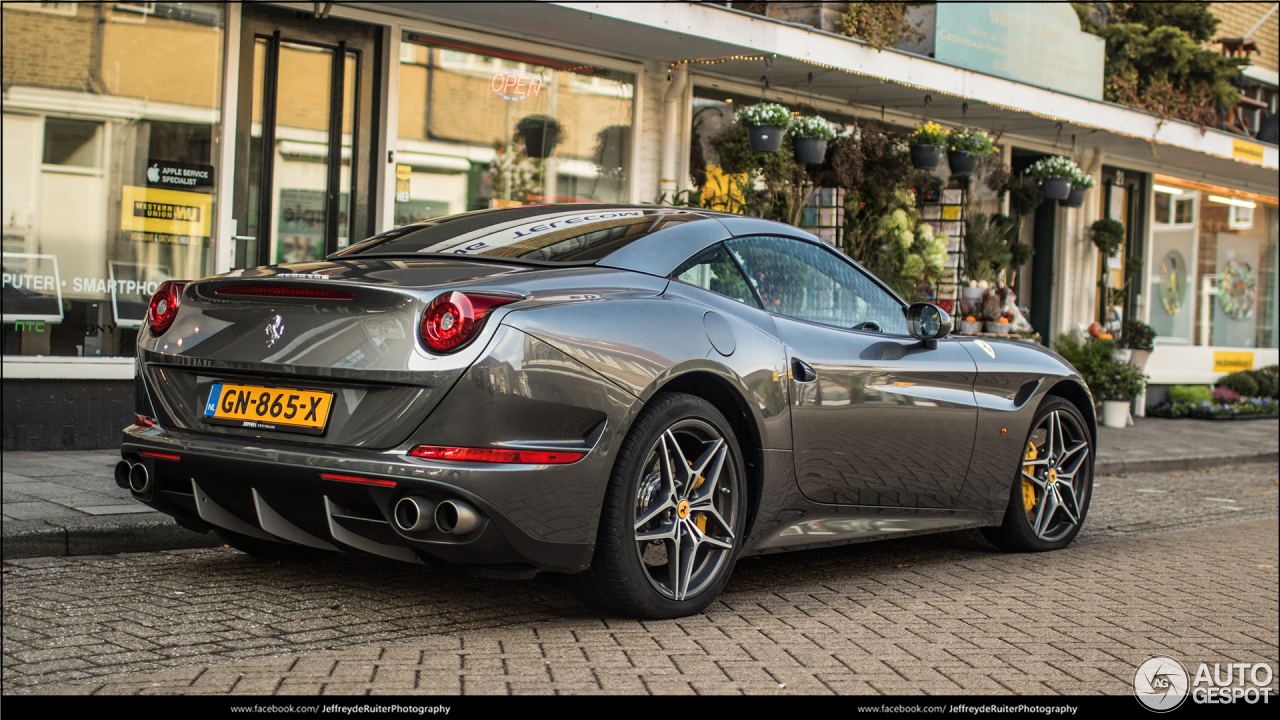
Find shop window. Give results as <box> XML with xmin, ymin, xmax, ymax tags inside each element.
<box><xmin>395</xmin><ymin>32</ymin><xmax>634</xmax><ymax>219</ymax></box>
<box><xmin>1153</xmin><ymin>189</ymin><xmax>1195</xmax><ymax>227</ymax></box>
<box><xmin>42</xmin><ymin>119</ymin><xmax>103</xmax><ymax>168</ymax></box>
<box><xmin>1</xmin><ymin>3</ymin><xmax>224</xmax><ymax>358</ymax></box>
<box><xmin>1229</xmin><ymin>204</ymin><xmax>1254</xmax><ymax>230</ymax></box>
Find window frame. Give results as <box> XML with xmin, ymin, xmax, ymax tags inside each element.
<box><xmin>669</xmin><ymin>242</ymin><xmax>762</xmax><ymax>309</ymax></box>
<box><xmin>725</xmin><ymin>234</ymin><xmax>911</xmax><ymax>337</ymax></box>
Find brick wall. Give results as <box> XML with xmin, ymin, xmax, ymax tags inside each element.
<box><xmin>1</xmin><ymin>4</ymin><xmax>96</xmax><ymax>92</ymax></box>
<box><xmin>1210</xmin><ymin>2</ymin><xmax>1278</xmax><ymax>72</ymax></box>
<box><xmin>2</xmin><ymin>380</ymin><xmax>134</xmax><ymax>451</ymax></box>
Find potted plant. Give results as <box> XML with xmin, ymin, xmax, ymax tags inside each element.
<box><xmin>1055</xmin><ymin>333</ymin><xmax>1147</xmax><ymax>428</ymax></box>
<box><xmin>1119</xmin><ymin>319</ymin><xmax>1157</xmax><ymax>371</ymax></box>
<box><xmin>515</xmin><ymin>114</ymin><xmax>563</xmax><ymax>159</ymax></box>
<box><xmin>1091</xmin><ymin>218</ymin><xmax>1125</xmax><ymax>258</ymax></box>
<box><xmin>1060</xmin><ymin>168</ymin><xmax>1094</xmax><ymax>208</ymax></box>
<box><xmin>1027</xmin><ymin>156</ymin><xmax>1079</xmax><ymax>200</ymax></box>
<box><xmin>736</xmin><ymin>103</ymin><xmax>791</xmax><ymax>152</ymax></box>
<box><xmin>1006</xmin><ymin>180</ymin><xmax>1044</xmax><ymax>218</ymax></box>
<box><xmin>945</xmin><ymin>127</ymin><xmax>995</xmax><ymax>177</ymax></box>
<box><xmin>963</xmin><ymin>212</ymin><xmax>1014</xmax><ymax>288</ymax></box>
<box><xmin>787</xmin><ymin>115</ymin><xmax>836</xmax><ymax>164</ymax></box>
<box><xmin>908</xmin><ymin>121</ymin><xmax>947</xmax><ymax>170</ymax></box>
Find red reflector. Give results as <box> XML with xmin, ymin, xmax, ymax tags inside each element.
<box><xmin>319</xmin><ymin>472</ymin><xmax>397</xmax><ymax>487</ymax></box>
<box><xmin>134</xmin><ymin>414</ymin><xmax>154</xmax><ymax>427</ymax></box>
<box><xmin>409</xmin><ymin>445</ymin><xmax>585</xmax><ymax>464</ymax></box>
<box><xmin>215</xmin><ymin>285</ymin><xmax>354</xmax><ymax>300</ymax></box>
<box><xmin>140</xmin><ymin>450</ymin><xmax>180</xmax><ymax>461</ymax></box>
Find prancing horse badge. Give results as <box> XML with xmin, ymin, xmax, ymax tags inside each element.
<box><xmin>265</xmin><ymin>314</ymin><xmax>284</xmax><ymax>347</ymax></box>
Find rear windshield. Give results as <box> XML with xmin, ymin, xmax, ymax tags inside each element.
<box><xmin>335</xmin><ymin>207</ymin><xmax>704</xmax><ymax>264</ymax></box>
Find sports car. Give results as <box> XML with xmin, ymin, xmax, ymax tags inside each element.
<box><xmin>120</xmin><ymin>204</ymin><xmax>1096</xmax><ymax>618</ymax></box>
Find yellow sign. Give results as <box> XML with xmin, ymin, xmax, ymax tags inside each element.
<box><xmin>121</xmin><ymin>186</ymin><xmax>212</xmax><ymax>238</ymax></box>
<box><xmin>1232</xmin><ymin>138</ymin><xmax>1265</xmax><ymax>164</ymax></box>
<box><xmin>1213</xmin><ymin>351</ymin><xmax>1254</xmax><ymax>373</ymax></box>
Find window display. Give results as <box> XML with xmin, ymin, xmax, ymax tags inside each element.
<box><xmin>2</xmin><ymin>2</ymin><xmax>224</xmax><ymax>358</ymax></box>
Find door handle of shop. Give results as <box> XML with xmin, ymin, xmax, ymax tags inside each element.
<box><xmin>792</xmin><ymin>358</ymin><xmax>817</xmax><ymax>383</ymax></box>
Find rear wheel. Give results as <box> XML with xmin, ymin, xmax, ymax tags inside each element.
<box><xmin>983</xmin><ymin>397</ymin><xmax>1093</xmax><ymax>552</ymax></box>
<box><xmin>575</xmin><ymin>393</ymin><xmax>747</xmax><ymax>618</ymax></box>
<box><xmin>215</xmin><ymin>529</ymin><xmax>334</xmax><ymax>561</ymax></box>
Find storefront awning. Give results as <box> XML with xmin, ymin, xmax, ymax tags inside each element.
<box><xmin>372</xmin><ymin>1</ymin><xmax>1278</xmax><ymax>194</ymax></box>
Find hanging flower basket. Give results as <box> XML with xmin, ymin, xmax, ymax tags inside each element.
<box><xmin>908</xmin><ymin>121</ymin><xmax>948</xmax><ymax>170</ymax></box>
<box><xmin>944</xmin><ymin>128</ymin><xmax>994</xmax><ymax>177</ymax></box>
<box><xmin>1027</xmin><ymin>156</ymin><xmax>1081</xmax><ymax>201</ymax></box>
<box><xmin>787</xmin><ymin>115</ymin><xmax>835</xmax><ymax>164</ymax></box>
<box><xmin>736</xmin><ymin>103</ymin><xmax>791</xmax><ymax>153</ymax></box>
<box><xmin>1058</xmin><ymin>185</ymin><xmax>1087</xmax><ymax>207</ymax></box>
<box><xmin>515</xmin><ymin>114</ymin><xmax>562</xmax><ymax>159</ymax></box>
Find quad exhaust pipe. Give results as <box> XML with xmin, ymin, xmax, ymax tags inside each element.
<box><xmin>434</xmin><ymin>499</ymin><xmax>480</xmax><ymax>535</ymax></box>
<box><xmin>393</xmin><ymin>495</ymin><xmax>436</xmax><ymax>533</ymax></box>
<box><xmin>392</xmin><ymin>496</ymin><xmax>481</xmax><ymax>535</ymax></box>
<box><xmin>115</xmin><ymin>461</ymin><xmax>152</xmax><ymax>495</ymax></box>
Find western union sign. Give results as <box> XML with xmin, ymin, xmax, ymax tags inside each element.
<box><xmin>121</xmin><ymin>186</ymin><xmax>213</xmax><ymax>241</ymax></box>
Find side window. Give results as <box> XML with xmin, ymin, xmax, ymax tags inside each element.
<box><xmin>727</xmin><ymin>236</ymin><xmax>908</xmax><ymax>335</ymax></box>
<box><xmin>671</xmin><ymin>244</ymin><xmax>760</xmax><ymax>307</ymax></box>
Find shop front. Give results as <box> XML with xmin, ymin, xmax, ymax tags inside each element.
<box><xmin>3</xmin><ymin>2</ymin><xmax>1277</xmax><ymax>449</ymax></box>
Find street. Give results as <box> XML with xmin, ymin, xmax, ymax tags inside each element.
<box><xmin>4</xmin><ymin>462</ymin><xmax>1276</xmax><ymax>696</ymax></box>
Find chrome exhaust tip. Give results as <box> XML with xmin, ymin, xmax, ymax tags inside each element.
<box><xmin>434</xmin><ymin>499</ymin><xmax>480</xmax><ymax>535</ymax></box>
<box><xmin>114</xmin><ymin>461</ymin><xmax>132</xmax><ymax>489</ymax></box>
<box><xmin>128</xmin><ymin>463</ymin><xmax>151</xmax><ymax>494</ymax></box>
<box><xmin>393</xmin><ymin>496</ymin><xmax>437</xmax><ymax>533</ymax></box>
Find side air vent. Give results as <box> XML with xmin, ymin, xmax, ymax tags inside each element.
<box><xmin>214</xmin><ymin>285</ymin><xmax>354</xmax><ymax>300</ymax></box>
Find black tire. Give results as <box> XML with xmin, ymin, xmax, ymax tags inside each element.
<box><xmin>215</xmin><ymin>529</ymin><xmax>334</xmax><ymax>561</ymax></box>
<box><xmin>574</xmin><ymin>392</ymin><xmax>748</xmax><ymax>618</ymax></box>
<box><xmin>983</xmin><ymin>396</ymin><xmax>1094</xmax><ymax>552</ymax></box>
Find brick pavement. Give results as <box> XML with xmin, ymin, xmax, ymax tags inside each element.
<box><xmin>5</xmin><ymin>507</ymin><xmax>1276</xmax><ymax>694</ymax></box>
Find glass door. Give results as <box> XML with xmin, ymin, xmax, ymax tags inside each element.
<box><xmin>233</xmin><ymin>6</ymin><xmax>379</xmax><ymax>268</ymax></box>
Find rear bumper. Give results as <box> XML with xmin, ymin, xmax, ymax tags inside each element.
<box><xmin>120</xmin><ymin>426</ymin><xmax>596</xmax><ymax>573</ymax></box>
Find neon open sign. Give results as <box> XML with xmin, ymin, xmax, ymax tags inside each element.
<box><xmin>491</xmin><ymin>70</ymin><xmax>543</xmax><ymax>101</ymax></box>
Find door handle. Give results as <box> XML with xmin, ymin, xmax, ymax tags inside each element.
<box><xmin>792</xmin><ymin>358</ymin><xmax>817</xmax><ymax>383</ymax></box>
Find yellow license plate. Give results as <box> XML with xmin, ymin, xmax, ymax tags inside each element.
<box><xmin>203</xmin><ymin>382</ymin><xmax>333</xmax><ymax>434</ymax></box>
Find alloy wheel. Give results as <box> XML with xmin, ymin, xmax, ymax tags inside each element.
<box><xmin>632</xmin><ymin>419</ymin><xmax>740</xmax><ymax>602</ymax></box>
<box><xmin>1019</xmin><ymin>409</ymin><xmax>1090</xmax><ymax>543</ymax></box>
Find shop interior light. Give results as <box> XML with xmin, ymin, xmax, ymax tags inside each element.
<box><xmin>1208</xmin><ymin>195</ymin><xmax>1257</xmax><ymax>208</ymax></box>
<box><xmin>1152</xmin><ymin>184</ymin><xmax>1184</xmax><ymax>195</ymax></box>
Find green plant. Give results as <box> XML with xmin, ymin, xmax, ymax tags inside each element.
<box><xmin>1168</xmin><ymin>385</ymin><xmax>1213</xmax><ymax>404</ymax></box>
<box><xmin>1027</xmin><ymin>156</ymin><xmax>1080</xmax><ymax>181</ymax></box>
<box><xmin>1055</xmin><ymin>333</ymin><xmax>1147</xmax><ymax>401</ymax></box>
<box><xmin>735</xmin><ymin>103</ymin><xmax>791</xmax><ymax>127</ymax></box>
<box><xmin>1121</xmin><ymin>319</ymin><xmax>1157</xmax><ymax>352</ymax></box>
<box><xmin>788</xmin><ymin>115</ymin><xmax>836</xmax><ymax>140</ymax></box>
<box><xmin>838</xmin><ymin>2</ymin><xmax>924</xmax><ymax>51</ymax></box>
<box><xmin>515</xmin><ymin>114</ymin><xmax>562</xmax><ymax>134</ymax></box>
<box><xmin>963</xmin><ymin>213</ymin><xmax>1015</xmax><ymax>285</ymax></box>
<box><xmin>1007</xmin><ymin>181</ymin><xmax>1044</xmax><ymax>217</ymax></box>
<box><xmin>908</xmin><ymin>121</ymin><xmax>947</xmax><ymax>147</ymax></box>
<box><xmin>945</xmin><ymin>128</ymin><xmax>995</xmax><ymax>157</ymax></box>
<box><xmin>1218</xmin><ymin>371</ymin><xmax>1259</xmax><ymax>398</ymax></box>
<box><xmin>1251</xmin><ymin>369</ymin><xmax>1280</xmax><ymax>399</ymax></box>
<box><xmin>1091</xmin><ymin>218</ymin><xmax>1125</xmax><ymax>257</ymax></box>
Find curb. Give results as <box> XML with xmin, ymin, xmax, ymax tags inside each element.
<box><xmin>1094</xmin><ymin>450</ymin><xmax>1279</xmax><ymax>476</ymax></box>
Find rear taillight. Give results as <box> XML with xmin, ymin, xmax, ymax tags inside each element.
<box><xmin>409</xmin><ymin>445</ymin><xmax>585</xmax><ymax>464</ymax></box>
<box><xmin>420</xmin><ymin>292</ymin><xmax>518</xmax><ymax>353</ymax></box>
<box><xmin>134</xmin><ymin>414</ymin><xmax>154</xmax><ymax>427</ymax></box>
<box><xmin>146</xmin><ymin>281</ymin><xmax>187</xmax><ymax>336</ymax></box>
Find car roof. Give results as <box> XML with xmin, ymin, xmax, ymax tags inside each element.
<box><xmin>333</xmin><ymin>203</ymin><xmax>830</xmax><ymax>277</ymax></box>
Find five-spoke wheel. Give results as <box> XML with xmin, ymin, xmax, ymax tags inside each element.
<box><xmin>576</xmin><ymin>393</ymin><xmax>746</xmax><ymax>618</ymax></box>
<box><xmin>984</xmin><ymin>397</ymin><xmax>1094</xmax><ymax>551</ymax></box>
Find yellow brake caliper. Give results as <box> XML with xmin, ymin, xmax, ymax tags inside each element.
<box><xmin>1022</xmin><ymin>441</ymin><xmax>1038</xmax><ymax>512</ymax></box>
<box><xmin>690</xmin><ymin>461</ymin><xmax>708</xmax><ymax>532</ymax></box>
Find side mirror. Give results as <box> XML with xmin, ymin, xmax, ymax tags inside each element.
<box><xmin>905</xmin><ymin>303</ymin><xmax>951</xmax><ymax>349</ymax></box>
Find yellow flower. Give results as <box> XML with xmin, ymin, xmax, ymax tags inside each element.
<box><xmin>701</xmin><ymin>164</ymin><xmax>750</xmax><ymax>213</ymax></box>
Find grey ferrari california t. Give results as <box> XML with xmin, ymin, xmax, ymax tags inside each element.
<box><xmin>121</xmin><ymin>204</ymin><xmax>1096</xmax><ymax>618</ymax></box>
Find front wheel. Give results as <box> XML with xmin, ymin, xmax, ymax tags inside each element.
<box><xmin>575</xmin><ymin>393</ymin><xmax>747</xmax><ymax>618</ymax></box>
<box><xmin>983</xmin><ymin>396</ymin><xmax>1094</xmax><ymax>552</ymax></box>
